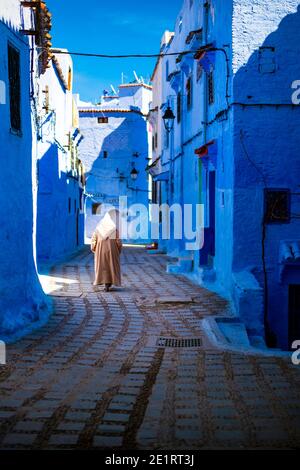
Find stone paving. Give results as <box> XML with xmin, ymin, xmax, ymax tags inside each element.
<box><xmin>0</xmin><ymin>247</ymin><xmax>300</xmax><ymax>450</ymax></box>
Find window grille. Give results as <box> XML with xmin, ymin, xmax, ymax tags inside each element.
<box><xmin>8</xmin><ymin>43</ymin><xmax>21</xmax><ymax>132</ymax></box>
<box><xmin>208</xmin><ymin>70</ymin><xmax>214</xmax><ymax>105</ymax></box>
<box><xmin>186</xmin><ymin>76</ymin><xmax>193</xmax><ymax>110</ymax></box>
<box><xmin>264</xmin><ymin>189</ymin><xmax>290</xmax><ymax>223</ymax></box>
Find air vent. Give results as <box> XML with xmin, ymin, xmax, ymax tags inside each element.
<box><xmin>156</xmin><ymin>337</ymin><xmax>202</xmax><ymax>348</ymax></box>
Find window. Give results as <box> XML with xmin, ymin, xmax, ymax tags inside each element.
<box><xmin>68</xmin><ymin>197</ymin><xmax>71</xmax><ymax>214</ymax></box>
<box><xmin>92</xmin><ymin>203</ymin><xmax>101</xmax><ymax>215</ymax></box>
<box><xmin>186</xmin><ymin>76</ymin><xmax>193</xmax><ymax>110</ymax></box>
<box><xmin>208</xmin><ymin>70</ymin><xmax>214</xmax><ymax>105</ymax></box>
<box><xmin>8</xmin><ymin>43</ymin><xmax>21</xmax><ymax>132</ymax></box>
<box><xmin>177</xmin><ymin>91</ymin><xmax>181</xmax><ymax>123</ymax></box>
<box><xmin>43</xmin><ymin>85</ymin><xmax>49</xmax><ymax>114</ymax></box>
<box><xmin>264</xmin><ymin>189</ymin><xmax>290</xmax><ymax>223</ymax></box>
<box><xmin>74</xmin><ymin>199</ymin><xmax>77</xmax><ymax>213</ymax></box>
<box><xmin>98</xmin><ymin>117</ymin><xmax>108</xmax><ymax>124</ymax></box>
<box><xmin>103</xmin><ymin>150</ymin><xmax>108</xmax><ymax>158</ymax></box>
<box><xmin>289</xmin><ymin>285</ymin><xmax>300</xmax><ymax>346</ymax></box>
<box><xmin>165</xmin><ymin>60</ymin><xmax>169</xmax><ymax>81</ymax></box>
<box><xmin>221</xmin><ymin>191</ymin><xmax>225</xmax><ymax>208</ymax></box>
<box><xmin>152</xmin><ymin>180</ymin><xmax>158</xmax><ymax>204</ymax></box>
<box><xmin>152</xmin><ymin>135</ymin><xmax>155</xmax><ymax>151</ymax></box>
<box><xmin>154</xmin><ymin>133</ymin><xmax>158</xmax><ymax>149</ymax></box>
<box><xmin>258</xmin><ymin>46</ymin><xmax>276</xmax><ymax>74</ymax></box>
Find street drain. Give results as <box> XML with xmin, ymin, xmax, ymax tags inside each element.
<box><xmin>156</xmin><ymin>337</ymin><xmax>202</xmax><ymax>348</ymax></box>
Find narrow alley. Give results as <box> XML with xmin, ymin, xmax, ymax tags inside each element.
<box><xmin>0</xmin><ymin>247</ymin><xmax>299</xmax><ymax>450</ymax></box>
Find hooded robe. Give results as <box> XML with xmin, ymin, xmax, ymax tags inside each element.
<box><xmin>91</xmin><ymin>210</ymin><xmax>122</xmax><ymax>286</ymax></box>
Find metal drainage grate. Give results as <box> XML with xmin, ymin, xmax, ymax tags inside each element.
<box><xmin>156</xmin><ymin>337</ymin><xmax>202</xmax><ymax>348</ymax></box>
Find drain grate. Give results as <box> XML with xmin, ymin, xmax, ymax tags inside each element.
<box><xmin>156</xmin><ymin>337</ymin><xmax>202</xmax><ymax>348</ymax></box>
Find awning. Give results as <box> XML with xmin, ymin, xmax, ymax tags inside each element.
<box><xmin>194</xmin><ymin>43</ymin><xmax>216</xmax><ymax>72</ymax></box>
<box><xmin>195</xmin><ymin>140</ymin><xmax>218</xmax><ymax>169</ymax></box>
<box><xmin>195</xmin><ymin>140</ymin><xmax>216</xmax><ymax>158</ymax></box>
<box><xmin>153</xmin><ymin>171</ymin><xmax>169</xmax><ymax>182</ymax></box>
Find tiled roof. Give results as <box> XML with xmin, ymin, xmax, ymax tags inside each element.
<box><xmin>52</xmin><ymin>56</ymin><xmax>68</xmax><ymax>90</ymax></box>
<box><xmin>79</xmin><ymin>108</ymin><xmax>145</xmax><ymax>116</ymax></box>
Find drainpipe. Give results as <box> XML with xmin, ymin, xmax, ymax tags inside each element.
<box><xmin>197</xmin><ymin>0</ymin><xmax>210</xmax><ymax>268</ymax></box>
<box><xmin>168</xmin><ymin>115</ymin><xmax>175</xmax><ymax>253</ymax></box>
<box><xmin>203</xmin><ymin>1</ymin><xmax>209</xmax><ymax>144</ymax></box>
<box><xmin>180</xmin><ymin>73</ymin><xmax>185</xmax><ymax>255</ymax></box>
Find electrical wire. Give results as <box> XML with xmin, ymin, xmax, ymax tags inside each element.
<box><xmin>50</xmin><ymin>49</ymin><xmax>199</xmax><ymax>59</ymax></box>
<box><xmin>239</xmin><ymin>130</ymin><xmax>277</xmax><ymax>346</ymax></box>
<box><xmin>239</xmin><ymin>130</ymin><xmax>268</xmax><ymax>187</ymax></box>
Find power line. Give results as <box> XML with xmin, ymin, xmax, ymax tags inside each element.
<box><xmin>50</xmin><ymin>49</ymin><xmax>198</xmax><ymax>59</ymax></box>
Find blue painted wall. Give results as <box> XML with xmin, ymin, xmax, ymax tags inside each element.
<box><xmin>151</xmin><ymin>0</ymin><xmax>300</xmax><ymax>349</ymax></box>
<box><xmin>0</xmin><ymin>11</ymin><xmax>48</xmax><ymax>338</ymax></box>
<box><xmin>36</xmin><ymin>144</ymin><xmax>84</xmax><ymax>262</ymax></box>
<box><xmin>230</xmin><ymin>1</ymin><xmax>300</xmax><ymax>348</ymax></box>
<box><xmin>35</xmin><ymin>56</ymin><xmax>85</xmax><ymax>264</ymax></box>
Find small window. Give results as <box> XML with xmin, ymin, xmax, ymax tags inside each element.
<box><xmin>74</xmin><ymin>199</ymin><xmax>77</xmax><ymax>213</ymax></box>
<box><xmin>103</xmin><ymin>150</ymin><xmax>108</xmax><ymax>158</ymax></box>
<box><xmin>208</xmin><ymin>70</ymin><xmax>214</xmax><ymax>105</ymax></box>
<box><xmin>92</xmin><ymin>203</ymin><xmax>101</xmax><ymax>215</ymax></box>
<box><xmin>98</xmin><ymin>117</ymin><xmax>108</xmax><ymax>124</ymax></box>
<box><xmin>264</xmin><ymin>189</ymin><xmax>290</xmax><ymax>223</ymax></box>
<box><xmin>258</xmin><ymin>46</ymin><xmax>276</xmax><ymax>74</ymax></box>
<box><xmin>43</xmin><ymin>85</ymin><xmax>49</xmax><ymax>113</ymax></box>
<box><xmin>165</xmin><ymin>60</ymin><xmax>169</xmax><ymax>81</ymax></box>
<box><xmin>221</xmin><ymin>191</ymin><xmax>225</xmax><ymax>208</ymax></box>
<box><xmin>8</xmin><ymin>43</ymin><xmax>21</xmax><ymax>132</ymax></box>
<box><xmin>289</xmin><ymin>285</ymin><xmax>300</xmax><ymax>346</ymax></box>
<box><xmin>152</xmin><ymin>180</ymin><xmax>158</xmax><ymax>204</ymax></box>
<box><xmin>154</xmin><ymin>133</ymin><xmax>158</xmax><ymax>149</ymax></box>
<box><xmin>186</xmin><ymin>76</ymin><xmax>193</xmax><ymax>110</ymax></box>
<box><xmin>68</xmin><ymin>197</ymin><xmax>71</xmax><ymax>214</ymax></box>
<box><xmin>152</xmin><ymin>135</ymin><xmax>155</xmax><ymax>151</ymax></box>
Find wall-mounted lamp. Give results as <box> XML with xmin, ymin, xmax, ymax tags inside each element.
<box><xmin>130</xmin><ymin>167</ymin><xmax>138</xmax><ymax>181</ymax></box>
<box><xmin>162</xmin><ymin>105</ymin><xmax>175</xmax><ymax>133</ymax></box>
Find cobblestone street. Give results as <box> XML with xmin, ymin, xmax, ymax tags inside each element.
<box><xmin>0</xmin><ymin>247</ymin><xmax>300</xmax><ymax>450</ymax></box>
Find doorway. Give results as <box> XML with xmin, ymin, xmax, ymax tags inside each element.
<box><xmin>289</xmin><ymin>284</ymin><xmax>300</xmax><ymax>346</ymax></box>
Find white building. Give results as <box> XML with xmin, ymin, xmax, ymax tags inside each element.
<box><xmin>77</xmin><ymin>81</ymin><xmax>152</xmax><ymax>241</ymax></box>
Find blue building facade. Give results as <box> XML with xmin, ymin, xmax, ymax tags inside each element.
<box><xmin>150</xmin><ymin>0</ymin><xmax>300</xmax><ymax>350</ymax></box>
<box><xmin>35</xmin><ymin>52</ymin><xmax>85</xmax><ymax>263</ymax></box>
<box><xmin>0</xmin><ymin>1</ymin><xmax>48</xmax><ymax>338</ymax></box>
<box><xmin>77</xmin><ymin>82</ymin><xmax>152</xmax><ymax>241</ymax></box>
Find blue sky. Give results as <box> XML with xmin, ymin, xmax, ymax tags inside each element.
<box><xmin>46</xmin><ymin>0</ymin><xmax>183</xmax><ymax>102</ymax></box>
